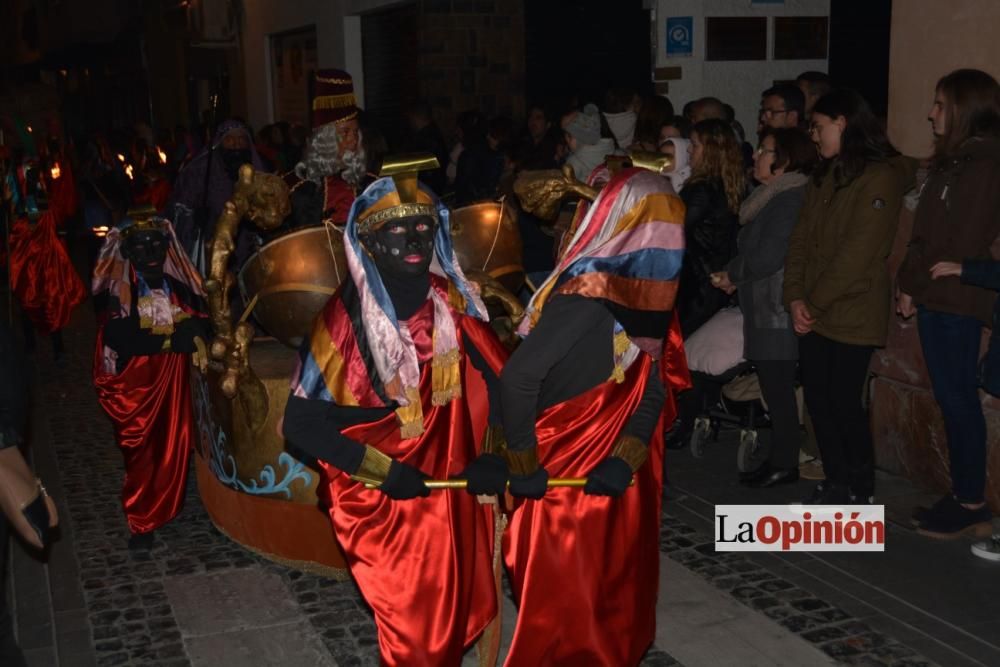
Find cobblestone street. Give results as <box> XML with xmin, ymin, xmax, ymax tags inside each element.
<box><xmin>8</xmin><ymin>303</ymin><xmax>995</xmax><ymax>666</ymax></box>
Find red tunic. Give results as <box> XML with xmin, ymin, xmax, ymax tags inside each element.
<box><xmin>93</xmin><ymin>328</ymin><xmax>195</xmax><ymax>534</ymax></box>
<box><xmin>502</xmin><ymin>355</ymin><xmax>664</xmax><ymax>665</ymax></box>
<box><xmin>8</xmin><ymin>211</ymin><xmax>86</xmax><ymax>334</ymax></box>
<box><xmin>315</xmin><ymin>301</ymin><xmax>507</xmax><ymax>666</ymax></box>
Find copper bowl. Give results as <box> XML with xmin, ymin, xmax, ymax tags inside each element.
<box><xmin>449</xmin><ymin>200</ymin><xmax>524</xmax><ymax>294</ymax></box>
<box><xmin>239</xmin><ymin>225</ymin><xmax>347</xmax><ymax>348</ymax></box>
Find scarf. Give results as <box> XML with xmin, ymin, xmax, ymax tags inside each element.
<box><xmin>738</xmin><ymin>172</ymin><xmax>809</xmax><ymax>226</ymax></box>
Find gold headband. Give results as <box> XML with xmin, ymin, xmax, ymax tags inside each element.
<box><xmin>358</xmin><ymin>203</ymin><xmax>439</xmax><ymax>234</ymax></box>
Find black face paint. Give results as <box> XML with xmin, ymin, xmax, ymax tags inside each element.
<box><xmin>220</xmin><ymin>148</ymin><xmax>252</xmax><ymax>181</ymax></box>
<box><xmin>122</xmin><ymin>230</ymin><xmax>169</xmax><ymax>279</ymax></box>
<box><xmin>369</xmin><ymin>215</ymin><xmax>437</xmax><ymax>278</ymax></box>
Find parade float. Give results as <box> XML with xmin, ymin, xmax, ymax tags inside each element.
<box><xmin>190</xmin><ymin>158</ymin><xmax>525</xmax><ymax>576</ymax></box>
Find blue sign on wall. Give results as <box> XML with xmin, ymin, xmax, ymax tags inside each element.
<box><xmin>666</xmin><ymin>16</ymin><xmax>693</xmax><ymax>57</ymax></box>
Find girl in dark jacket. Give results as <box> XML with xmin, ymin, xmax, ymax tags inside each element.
<box><xmin>897</xmin><ymin>69</ymin><xmax>1000</xmax><ymax>538</ymax></box>
<box><xmin>784</xmin><ymin>89</ymin><xmax>915</xmax><ymax>505</ymax></box>
<box><xmin>713</xmin><ymin>128</ymin><xmax>817</xmax><ymax>487</ymax></box>
<box><xmin>678</xmin><ymin>118</ymin><xmax>746</xmax><ymax>336</ymax></box>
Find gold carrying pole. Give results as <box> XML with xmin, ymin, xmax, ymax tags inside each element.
<box><xmin>363</xmin><ymin>478</ymin><xmax>635</xmax><ymax>490</ymax></box>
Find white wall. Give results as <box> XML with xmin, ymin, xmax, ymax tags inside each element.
<box><xmin>655</xmin><ymin>0</ymin><xmax>830</xmax><ymax>138</ymax></box>
<box><xmin>241</xmin><ymin>0</ymin><xmax>411</xmax><ymax>131</ymax></box>
<box><xmin>241</xmin><ymin>0</ymin><xmax>346</xmax><ymax>131</ymax></box>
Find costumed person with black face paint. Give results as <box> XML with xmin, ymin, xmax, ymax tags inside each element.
<box><xmin>281</xmin><ymin>156</ymin><xmax>509</xmax><ymax>665</ymax></box>
<box><xmin>493</xmin><ymin>167</ymin><xmax>684</xmax><ymax>665</ymax></box>
<box><xmin>283</xmin><ymin>69</ymin><xmax>367</xmax><ymax>230</ymax></box>
<box><xmin>4</xmin><ymin>152</ymin><xmax>86</xmax><ymax>362</ymax></box>
<box><xmin>92</xmin><ymin>209</ymin><xmax>211</xmax><ymax>550</ymax></box>
<box><xmin>167</xmin><ymin>120</ymin><xmax>265</xmax><ymax>270</ymax></box>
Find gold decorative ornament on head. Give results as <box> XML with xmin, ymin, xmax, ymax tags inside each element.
<box><xmin>120</xmin><ymin>205</ymin><xmax>165</xmax><ymax>237</ymax></box>
<box><xmin>628</xmin><ymin>150</ymin><xmax>674</xmax><ymax>177</ymax></box>
<box><xmin>356</xmin><ymin>153</ymin><xmax>441</xmax><ymax>234</ymax></box>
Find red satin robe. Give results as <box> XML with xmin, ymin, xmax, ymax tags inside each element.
<box><xmin>47</xmin><ymin>160</ymin><xmax>80</xmax><ymax>225</ymax></box>
<box><xmin>8</xmin><ymin>211</ymin><xmax>86</xmax><ymax>334</ymax></box>
<box><xmin>93</xmin><ymin>328</ymin><xmax>195</xmax><ymax>534</ymax></box>
<box><xmin>315</xmin><ymin>304</ymin><xmax>506</xmax><ymax>666</ymax></box>
<box><xmin>502</xmin><ymin>355</ymin><xmax>664</xmax><ymax>666</ymax></box>
<box><xmin>323</xmin><ymin>174</ymin><xmax>356</xmax><ymax>225</ymax></box>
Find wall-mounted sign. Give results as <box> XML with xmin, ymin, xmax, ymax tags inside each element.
<box><xmin>666</xmin><ymin>17</ymin><xmax>693</xmax><ymax>57</ymax></box>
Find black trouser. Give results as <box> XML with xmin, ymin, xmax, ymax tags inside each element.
<box><xmin>798</xmin><ymin>333</ymin><xmax>874</xmax><ymax>497</ymax></box>
<box><xmin>754</xmin><ymin>359</ymin><xmax>801</xmax><ymax>470</ymax></box>
<box><xmin>0</xmin><ymin>516</ymin><xmax>27</xmax><ymax>667</ymax></box>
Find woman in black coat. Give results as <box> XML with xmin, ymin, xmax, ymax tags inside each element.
<box><xmin>678</xmin><ymin>118</ymin><xmax>746</xmax><ymax>336</ymax></box>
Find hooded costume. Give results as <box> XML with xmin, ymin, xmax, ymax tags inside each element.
<box><xmin>500</xmin><ymin>168</ymin><xmax>687</xmax><ymax>665</ymax></box>
<box><xmin>168</xmin><ymin>120</ymin><xmax>265</xmax><ymax>268</ymax></box>
<box><xmin>282</xmin><ymin>166</ymin><xmax>508</xmax><ymax>666</ymax></box>
<box><xmin>92</xmin><ymin>215</ymin><xmax>209</xmax><ymax>536</ymax></box>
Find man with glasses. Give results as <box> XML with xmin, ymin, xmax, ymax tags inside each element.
<box><xmin>759</xmin><ymin>83</ymin><xmax>807</xmax><ymax>134</ymax></box>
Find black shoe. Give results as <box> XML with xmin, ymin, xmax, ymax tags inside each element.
<box><xmin>803</xmin><ymin>481</ymin><xmax>850</xmax><ymax>505</ymax></box>
<box><xmin>911</xmin><ymin>494</ymin><xmax>955</xmax><ymax>526</ymax></box>
<box><xmin>128</xmin><ymin>532</ymin><xmax>155</xmax><ymax>550</ymax></box>
<box><xmin>745</xmin><ymin>466</ymin><xmax>800</xmax><ymax>489</ymax></box>
<box><xmin>916</xmin><ymin>501</ymin><xmax>993</xmax><ymax>540</ymax></box>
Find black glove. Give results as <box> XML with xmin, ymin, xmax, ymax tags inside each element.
<box><xmin>379</xmin><ymin>460</ymin><xmax>431</xmax><ymax>500</ymax></box>
<box><xmin>170</xmin><ymin>317</ymin><xmax>212</xmax><ymax>354</ymax></box>
<box><xmin>584</xmin><ymin>456</ymin><xmax>634</xmax><ymax>497</ymax></box>
<box><xmin>459</xmin><ymin>453</ymin><xmax>509</xmax><ymax>495</ymax></box>
<box><xmin>508</xmin><ymin>467</ymin><xmax>549</xmax><ymax>499</ymax></box>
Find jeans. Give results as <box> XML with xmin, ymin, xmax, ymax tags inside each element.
<box><xmin>755</xmin><ymin>359</ymin><xmax>801</xmax><ymax>469</ymax></box>
<box><xmin>798</xmin><ymin>333</ymin><xmax>874</xmax><ymax>497</ymax></box>
<box><xmin>917</xmin><ymin>307</ymin><xmax>987</xmax><ymax>504</ymax></box>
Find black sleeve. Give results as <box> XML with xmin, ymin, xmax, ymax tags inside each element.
<box><xmin>282</xmin><ymin>395</ymin><xmax>392</xmax><ymax>474</ymax></box>
<box><xmin>621</xmin><ymin>362</ymin><xmax>666</xmax><ymax>445</ymax></box>
<box><xmin>463</xmin><ymin>331</ymin><xmax>502</xmax><ymax>425</ymax></box>
<box><xmin>103</xmin><ymin>316</ymin><xmax>168</xmax><ymax>358</ymax></box>
<box><xmin>500</xmin><ymin>295</ymin><xmax>610</xmax><ymax>451</ymax></box>
<box><xmin>0</xmin><ymin>320</ymin><xmax>27</xmax><ymax>449</ymax></box>
<box><xmin>961</xmin><ymin>259</ymin><xmax>1000</xmax><ymax>291</ymax></box>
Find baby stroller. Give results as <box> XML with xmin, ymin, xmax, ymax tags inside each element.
<box><xmin>675</xmin><ymin>306</ymin><xmax>779</xmax><ymax>472</ymax></box>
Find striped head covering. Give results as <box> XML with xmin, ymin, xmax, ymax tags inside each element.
<box><xmin>521</xmin><ymin>168</ymin><xmax>684</xmax><ymax>370</ymax></box>
<box><xmin>92</xmin><ymin>215</ymin><xmax>205</xmax><ymax>318</ymax></box>
<box><xmin>292</xmin><ymin>176</ymin><xmax>487</xmax><ymax>438</ymax></box>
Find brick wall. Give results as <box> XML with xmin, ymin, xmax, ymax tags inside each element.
<box><xmin>418</xmin><ymin>0</ymin><xmax>525</xmax><ymax>137</ymax></box>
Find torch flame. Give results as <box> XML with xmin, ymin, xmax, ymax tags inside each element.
<box><xmin>50</xmin><ymin>163</ymin><xmax>61</xmax><ymax>180</ymax></box>
<box><xmin>157</xmin><ymin>146</ymin><xmax>167</xmax><ymax>164</ymax></box>
<box><xmin>116</xmin><ymin>153</ymin><xmax>125</xmax><ymax>163</ymax></box>
<box><xmin>93</xmin><ymin>225</ymin><xmax>110</xmax><ymax>238</ymax></box>
<box><xmin>124</xmin><ymin>163</ymin><xmax>134</xmax><ymax>180</ymax></box>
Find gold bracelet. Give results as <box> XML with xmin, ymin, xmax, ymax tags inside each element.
<box><xmin>611</xmin><ymin>434</ymin><xmax>648</xmax><ymax>472</ymax></box>
<box><xmin>481</xmin><ymin>424</ymin><xmax>508</xmax><ymax>456</ymax></box>
<box><xmin>504</xmin><ymin>447</ymin><xmax>539</xmax><ymax>476</ymax></box>
<box><xmin>349</xmin><ymin>445</ymin><xmax>393</xmax><ymax>487</ymax></box>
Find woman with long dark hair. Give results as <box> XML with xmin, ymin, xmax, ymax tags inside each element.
<box><xmin>677</xmin><ymin>118</ymin><xmax>746</xmax><ymax>336</ymax></box>
<box><xmin>784</xmin><ymin>89</ymin><xmax>916</xmax><ymax>504</ymax></box>
<box><xmin>897</xmin><ymin>69</ymin><xmax>1000</xmax><ymax>538</ymax></box>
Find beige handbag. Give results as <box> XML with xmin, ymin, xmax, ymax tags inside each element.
<box><xmin>0</xmin><ymin>446</ymin><xmax>58</xmax><ymax>549</ymax></box>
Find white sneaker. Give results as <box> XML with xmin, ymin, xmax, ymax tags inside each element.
<box><xmin>971</xmin><ymin>535</ymin><xmax>1000</xmax><ymax>561</ymax></box>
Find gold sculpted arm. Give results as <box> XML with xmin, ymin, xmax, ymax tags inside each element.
<box><xmin>513</xmin><ymin>165</ymin><xmax>599</xmax><ymax>221</ymax></box>
<box><xmin>205</xmin><ymin>164</ymin><xmax>292</xmax><ymax>429</ymax></box>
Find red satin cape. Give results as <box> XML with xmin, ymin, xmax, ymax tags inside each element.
<box><xmin>93</xmin><ymin>328</ymin><xmax>195</xmax><ymax>534</ymax></box>
<box><xmin>660</xmin><ymin>314</ymin><xmax>692</xmax><ymax>426</ymax></box>
<box><xmin>316</xmin><ymin>309</ymin><xmax>506</xmax><ymax>666</ymax></box>
<box><xmin>502</xmin><ymin>355</ymin><xmax>664</xmax><ymax>666</ymax></box>
<box><xmin>8</xmin><ymin>211</ymin><xmax>86</xmax><ymax>334</ymax></box>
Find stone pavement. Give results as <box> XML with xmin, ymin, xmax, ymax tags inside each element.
<box><xmin>3</xmin><ymin>299</ymin><xmax>969</xmax><ymax>667</ymax></box>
